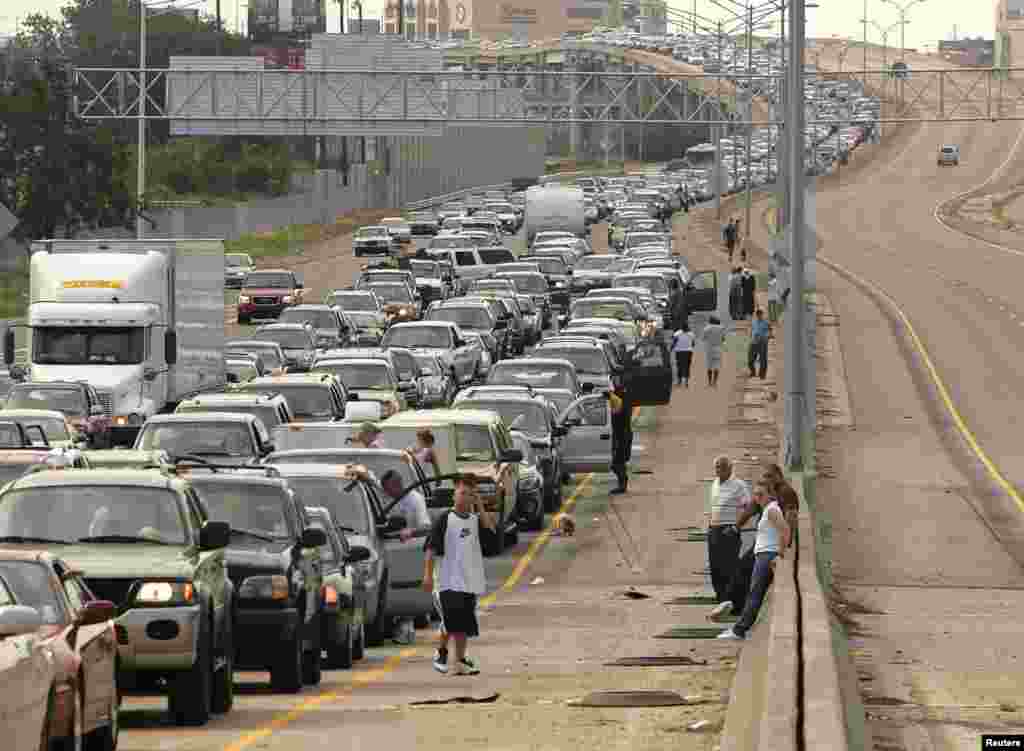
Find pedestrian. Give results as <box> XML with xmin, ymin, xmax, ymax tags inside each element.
<box><xmin>763</xmin><ymin>463</ymin><xmax>800</xmax><ymax>534</ymax></box>
<box><xmin>607</xmin><ymin>383</ymin><xmax>632</xmax><ymax>494</ymax></box>
<box><xmin>423</xmin><ymin>474</ymin><xmax>497</xmax><ymax>675</ymax></box>
<box><xmin>709</xmin><ymin>479</ymin><xmax>763</xmax><ymax>621</ymax></box>
<box><xmin>767</xmin><ymin>272</ymin><xmax>781</xmax><ymax>323</ymax></box>
<box><xmin>723</xmin><ymin>219</ymin><xmax>737</xmax><ymax>260</ymax></box>
<box><xmin>748</xmin><ymin>308</ymin><xmax>770</xmax><ymax>380</ymax></box>
<box><xmin>607</xmin><ymin>223</ymin><xmax>614</xmax><ymax>247</ymax></box>
<box><xmin>734</xmin><ymin>217</ymin><xmax>744</xmax><ymax>254</ymax></box>
<box><xmin>741</xmin><ymin>268</ymin><xmax>756</xmax><ymax>319</ymax></box>
<box><xmin>349</xmin><ymin>422</ymin><xmax>384</xmax><ymax>448</ymax></box>
<box><xmin>411</xmin><ymin>428</ymin><xmax>440</xmax><ymax>477</ymax></box>
<box><xmin>728</xmin><ymin>267</ymin><xmax>742</xmax><ymax>321</ymax></box>
<box><xmin>668</xmin><ymin>281</ymin><xmax>687</xmax><ymax>331</ymax></box>
<box><xmin>701</xmin><ymin>315</ymin><xmax>727</xmax><ymax>388</ymax></box>
<box><xmin>671</xmin><ymin>322</ymin><xmax>694</xmax><ymax>387</ymax></box>
<box><xmin>707</xmin><ymin>456</ymin><xmax>751</xmax><ymax>603</ymax></box>
<box><xmin>381</xmin><ymin>469</ymin><xmax>432</xmax><ymax>645</ymax></box>
<box><xmin>718</xmin><ymin>478</ymin><xmax>791</xmax><ymax>640</ymax></box>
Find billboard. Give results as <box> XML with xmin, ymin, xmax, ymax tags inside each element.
<box><xmin>248</xmin><ymin>0</ymin><xmax>325</xmax><ymax>40</ymax></box>
<box><xmin>249</xmin><ymin>0</ymin><xmax>280</xmax><ymax>39</ymax></box>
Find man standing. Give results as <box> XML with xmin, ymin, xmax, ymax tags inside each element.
<box><xmin>741</xmin><ymin>268</ymin><xmax>756</xmax><ymax>319</ymax></box>
<box><xmin>723</xmin><ymin>219</ymin><xmax>737</xmax><ymax>260</ymax></box>
<box><xmin>707</xmin><ymin>456</ymin><xmax>751</xmax><ymax>604</ymax></box>
<box><xmin>668</xmin><ymin>281</ymin><xmax>687</xmax><ymax>331</ymax></box>
<box><xmin>381</xmin><ymin>469</ymin><xmax>432</xmax><ymax>644</ymax></box>
<box><xmin>608</xmin><ymin>383</ymin><xmax>632</xmax><ymax>495</ymax></box>
<box><xmin>423</xmin><ymin>475</ymin><xmax>496</xmax><ymax>675</ymax></box>
<box><xmin>728</xmin><ymin>267</ymin><xmax>743</xmax><ymax>321</ymax></box>
<box><xmin>748</xmin><ymin>309</ymin><xmax>770</xmax><ymax>379</ymax></box>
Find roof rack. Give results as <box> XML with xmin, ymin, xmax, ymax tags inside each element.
<box><xmin>171</xmin><ymin>459</ymin><xmax>282</xmax><ymax>478</ymax></box>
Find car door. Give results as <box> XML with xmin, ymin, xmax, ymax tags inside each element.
<box><xmin>626</xmin><ymin>339</ymin><xmax>673</xmax><ymax>406</ymax></box>
<box><xmin>451</xmin><ymin>331</ymin><xmax>474</xmax><ymax>383</ymax></box>
<box><xmin>558</xmin><ymin>396</ymin><xmax>613</xmax><ymax>474</ymax></box>
<box><xmin>683</xmin><ymin>270</ymin><xmax>718</xmax><ymax>313</ymax></box>
<box><xmin>372</xmin><ymin>484</ymin><xmax>433</xmax><ymax>617</ymax></box>
<box><xmin>62</xmin><ymin>572</ymin><xmax>116</xmax><ymax>728</ymax></box>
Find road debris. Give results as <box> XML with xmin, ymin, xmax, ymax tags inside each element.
<box><xmin>409</xmin><ymin>693</ymin><xmax>500</xmax><ymax>706</ymax></box>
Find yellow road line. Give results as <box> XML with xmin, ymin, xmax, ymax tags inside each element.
<box><xmin>819</xmin><ymin>256</ymin><xmax>1024</xmax><ymax>516</ymax></box>
<box><xmin>221</xmin><ymin>472</ymin><xmax>597</xmax><ymax>751</ymax></box>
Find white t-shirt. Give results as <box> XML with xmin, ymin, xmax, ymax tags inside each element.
<box><xmin>768</xmin><ymin>278</ymin><xmax>781</xmax><ymax>302</ymax></box>
<box><xmin>395</xmin><ymin>489</ymin><xmax>430</xmax><ymax>530</ymax></box>
<box><xmin>671</xmin><ymin>330</ymin><xmax>694</xmax><ymax>353</ymax></box>
<box><xmin>437</xmin><ymin>512</ymin><xmax>487</xmax><ymax>595</ymax></box>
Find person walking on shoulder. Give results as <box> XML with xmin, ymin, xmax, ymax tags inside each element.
<box><xmin>423</xmin><ymin>475</ymin><xmax>497</xmax><ymax>675</ymax></box>
<box><xmin>718</xmin><ymin>479</ymin><xmax>791</xmax><ymax>640</ymax></box>
<box><xmin>707</xmin><ymin>456</ymin><xmax>751</xmax><ymax>604</ymax></box>
<box><xmin>607</xmin><ymin>383</ymin><xmax>632</xmax><ymax>494</ymax></box>
<box><xmin>748</xmin><ymin>309</ymin><xmax>770</xmax><ymax>380</ymax></box>
<box><xmin>767</xmin><ymin>272</ymin><xmax>781</xmax><ymax>323</ymax></box>
<box><xmin>701</xmin><ymin>315</ymin><xmax>727</xmax><ymax>388</ymax></box>
<box><xmin>671</xmin><ymin>322</ymin><xmax>695</xmax><ymax>387</ymax></box>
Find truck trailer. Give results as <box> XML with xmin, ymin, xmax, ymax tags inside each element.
<box><xmin>523</xmin><ymin>185</ymin><xmax>586</xmax><ymax>245</ymax></box>
<box><xmin>3</xmin><ymin>239</ymin><xmax>227</xmax><ymax>444</ymax></box>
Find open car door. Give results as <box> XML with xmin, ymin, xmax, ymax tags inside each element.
<box><xmin>558</xmin><ymin>396</ymin><xmax>613</xmax><ymax>474</ymax></box>
<box><xmin>626</xmin><ymin>339</ymin><xmax>673</xmax><ymax>406</ymax></box>
<box><xmin>683</xmin><ymin>270</ymin><xmax>718</xmax><ymax>313</ymax></box>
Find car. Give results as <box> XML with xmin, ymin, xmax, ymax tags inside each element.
<box><xmin>587</xmin><ymin>287</ymin><xmax>661</xmax><ymax>321</ymax></box>
<box><xmin>534</xmin><ymin>340</ymin><xmax>618</xmax><ymax>391</ymax></box>
<box><xmin>310</xmin><ymin>357</ymin><xmax>405</xmax><ymax>418</ymax></box>
<box><xmin>412</xmin><ymin>352</ymin><xmax>457</xmax><ymax>407</ymax></box>
<box><xmin>0</xmin><ymin>550</ymin><xmax>119</xmax><ymax>751</ymax></box>
<box><xmin>0</xmin><ymin>409</ymin><xmax>83</xmax><ymax>449</ymax></box>
<box><xmin>0</xmin><ymin>468</ymin><xmax>234</xmax><ymax>726</ymax></box>
<box><xmin>78</xmin><ymin>448</ymin><xmax>172</xmax><ymax>470</ymax></box>
<box><xmin>508</xmin><ymin>431</ymin><xmax>547</xmax><ymax>531</ymax></box>
<box><xmin>175</xmin><ymin>391</ymin><xmax>296</xmax><ymax>431</ymax></box>
<box><xmin>0</xmin><ymin>599</ymin><xmax>61</xmax><ymax>749</ymax></box>
<box><xmin>225</xmin><ymin>253</ymin><xmax>255</xmax><ymax>288</ymax></box>
<box><xmin>938</xmin><ymin>144</ymin><xmax>959</xmax><ymax>166</ymax></box>
<box><xmin>404</xmin><ymin>258</ymin><xmax>453</xmax><ymax>304</ymax></box>
<box><xmin>134</xmin><ymin>412</ymin><xmax>276</xmax><ymax>464</ymax></box>
<box><xmin>329</xmin><ymin>346</ymin><xmax>421</xmax><ymax>408</ymax></box>
<box><xmin>380</xmin><ymin>321</ymin><xmax>482</xmax><ymax>387</ymax></box>
<box><xmin>0</xmin><ymin>418</ymin><xmax>50</xmax><ymax>449</ymax></box>
<box><xmin>425</xmin><ymin>301</ymin><xmax>504</xmax><ymax>363</ymax></box>
<box><xmin>237</xmin><ymin>269</ymin><xmax>305</xmax><ymax>325</ymax></box>
<box><xmin>493</xmin><ymin>271</ymin><xmax>553</xmax><ymax>326</ymax></box>
<box><xmin>183</xmin><ymin>466</ymin><xmax>327</xmax><ymax>691</ymax></box>
<box><xmin>352</xmin><ymin>226</ymin><xmax>400</xmax><ymax>257</ymax></box>
<box><xmin>406</xmin><ymin>212</ymin><xmax>440</xmax><ymax>237</ymax></box>
<box><xmin>365</xmin><ymin>282</ymin><xmax>420</xmax><ymax>324</ymax></box>
<box><xmin>252</xmin><ymin>323</ymin><xmax>319</xmax><ymax>373</ymax></box>
<box><xmin>520</xmin><ymin>255</ymin><xmax>572</xmax><ymax>309</ymax></box>
<box><xmin>380</xmin><ymin>217</ymin><xmax>412</xmax><ymax>244</ymax></box>
<box><xmin>355</xmin><ymin>269</ymin><xmax>419</xmax><ymax>304</ymax></box>
<box><xmin>233</xmin><ymin>373</ymin><xmax>348</xmax><ymax>422</ymax></box>
<box><xmin>303</xmin><ymin>506</ymin><xmax>371</xmax><ymax>668</ymax></box>
<box><xmin>4</xmin><ymin>381</ymin><xmax>111</xmax><ymax>448</ymax></box>
<box><xmin>226</xmin><ymin>352</ymin><xmax>264</xmax><ymax>383</ymax></box>
<box><xmin>224</xmin><ymin>339</ymin><xmax>289</xmax><ymax>375</ymax></box>
<box><xmin>569</xmin><ymin>255</ymin><xmax>618</xmax><ymax>293</ymax></box>
<box><xmin>279</xmin><ymin>305</ymin><xmax>353</xmax><ymax>350</ymax></box>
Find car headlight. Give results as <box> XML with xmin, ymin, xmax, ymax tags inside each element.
<box><xmin>238</xmin><ymin>575</ymin><xmax>289</xmax><ymax>601</ymax></box>
<box><xmin>114</xmin><ymin>413</ymin><xmax>144</xmax><ymax>427</ymax></box>
<box><xmin>283</xmin><ymin>295</ymin><xmax>294</xmax><ymax>304</ymax></box>
<box><xmin>132</xmin><ymin>580</ymin><xmax>196</xmax><ymax>605</ymax></box>
<box><xmin>238</xmin><ymin>295</ymin><xmax>251</xmax><ymax>303</ymax></box>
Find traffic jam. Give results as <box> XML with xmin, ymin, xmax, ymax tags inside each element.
<box><xmin>0</xmin><ymin>170</ymin><xmax>721</xmax><ymax>749</ymax></box>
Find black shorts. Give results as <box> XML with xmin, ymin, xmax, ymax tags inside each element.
<box><xmin>436</xmin><ymin>590</ymin><xmax>479</xmax><ymax>638</ymax></box>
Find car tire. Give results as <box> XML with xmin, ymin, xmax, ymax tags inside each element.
<box><xmin>237</xmin><ymin>315</ymin><xmax>250</xmax><ymax>326</ymax></box>
<box><xmin>302</xmin><ymin>634</ymin><xmax>322</xmax><ymax>686</ymax></box>
<box><xmin>270</xmin><ymin>630</ymin><xmax>303</xmax><ymax>694</ymax></box>
<box><xmin>84</xmin><ymin>676</ymin><xmax>119</xmax><ymax>751</ymax></box>
<box><xmin>326</xmin><ymin>624</ymin><xmax>354</xmax><ymax>669</ymax></box>
<box><xmin>211</xmin><ymin>616</ymin><xmax>234</xmax><ymax>715</ymax></box>
<box><xmin>170</xmin><ymin>624</ymin><xmax>213</xmax><ymax>726</ymax></box>
<box><xmin>352</xmin><ymin>623</ymin><xmax>365</xmax><ymax>661</ymax></box>
<box><xmin>366</xmin><ymin>576</ymin><xmax>390</xmax><ymax>646</ymax></box>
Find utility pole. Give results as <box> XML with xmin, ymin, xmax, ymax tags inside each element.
<box><xmin>714</xmin><ymin>20</ymin><xmax>723</xmax><ymax>220</ymax></box>
<box><xmin>862</xmin><ymin>0</ymin><xmax>868</xmax><ymax>82</ymax></box>
<box><xmin>783</xmin><ymin>0</ymin><xmax>807</xmax><ymax>470</ymax></box>
<box><xmin>744</xmin><ymin>3</ymin><xmax>753</xmax><ymax>240</ymax></box>
<box><xmin>137</xmin><ymin>1</ymin><xmax>146</xmax><ymax>239</ymax></box>
<box><xmin>398</xmin><ymin>0</ymin><xmax>404</xmax><ymax>37</ymax></box>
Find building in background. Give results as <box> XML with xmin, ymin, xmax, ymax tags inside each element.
<box><xmin>937</xmin><ymin>37</ymin><xmax>993</xmax><ymax>66</ymax></box>
<box><xmin>383</xmin><ymin>0</ymin><xmax>450</xmax><ymax>39</ymax></box>
<box><xmin>634</xmin><ymin>0</ymin><xmax>667</xmax><ymax>35</ymax></box>
<box><xmin>392</xmin><ymin>1</ymin><xmax>612</xmax><ymax>41</ymax></box>
<box><xmin>996</xmin><ymin>0</ymin><xmax>1024</xmax><ymax>70</ymax></box>
<box><xmin>249</xmin><ymin>0</ymin><xmax>327</xmax><ymax>42</ymax></box>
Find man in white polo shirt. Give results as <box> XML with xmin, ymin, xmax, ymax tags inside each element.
<box><xmin>707</xmin><ymin>455</ymin><xmax>751</xmax><ymax>603</ymax></box>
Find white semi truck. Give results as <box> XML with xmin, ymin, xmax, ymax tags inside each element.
<box><xmin>3</xmin><ymin>239</ymin><xmax>227</xmax><ymax>444</ymax></box>
<box><xmin>523</xmin><ymin>185</ymin><xmax>586</xmax><ymax>245</ymax></box>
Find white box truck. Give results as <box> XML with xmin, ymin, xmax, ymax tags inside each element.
<box><xmin>523</xmin><ymin>185</ymin><xmax>586</xmax><ymax>245</ymax></box>
<box><xmin>3</xmin><ymin>239</ymin><xmax>227</xmax><ymax>444</ymax></box>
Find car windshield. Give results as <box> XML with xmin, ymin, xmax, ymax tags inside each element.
<box><xmin>410</xmin><ymin>261</ymin><xmax>440</xmax><ymax>278</ymax></box>
<box><xmin>454</xmin><ymin>424</ymin><xmax>495</xmax><ymax>461</ymax></box>
<box><xmin>190</xmin><ymin>482</ymin><xmax>292</xmax><ymax>538</ymax></box>
<box><xmin>501</xmin><ymin>275</ymin><xmax>547</xmax><ymax>293</ymax></box>
<box><xmin>0</xmin><ymin>485</ymin><xmax>187</xmax><ymax>544</ymax></box>
<box><xmin>577</xmin><ymin>256</ymin><xmax>615</xmax><ymax>271</ymax></box>
<box><xmin>137</xmin><ymin>423</ymin><xmax>255</xmax><ymax>457</ymax></box>
<box><xmin>226</xmin><ymin>343</ymin><xmax>282</xmax><ymax>369</ymax></box>
<box><xmin>283</xmin><ymin>478</ymin><xmax>372</xmax><ymax>534</ymax></box>
<box><xmin>529</xmin><ymin>258</ymin><xmax>567</xmax><ymax>275</ymax></box>
<box><xmin>472</xmin><ymin>282</ymin><xmax>512</xmax><ymax>295</ymax></box>
<box><xmin>537</xmin><ymin>348</ymin><xmax>608</xmax><ymax>375</ymax></box>
<box><xmin>428</xmin><ymin>307</ymin><xmax>491</xmax><ymax>330</ymax></box>
<box><xmin>314</xmin><ymin>362</ymin><xmax>392</xmax><ymax>390</ymax></box>
<box><xmin>607</xmin><ymin>259</ymin><xmax>636</xmax><ymax>274</ymax></box>
<box><xmin>279</xmin><ymin>310</ymin><xmax>337</xmax><ymax>329</ymax></box>
<box><xmin>4</xmin><ymin>416</ymin><xmax>70</xmax><ymax>442</ymax></box>
<box><xmin>414</xmin><ymin>356</ymin><xmax>442</xmax><ymax>376</ymax></box>
<box><xmin>464</xmin><ymin>401</ymin><xmax>548</xmax><ymax>436</ymax></box>
<box><xmin>478</xmin><ymin>248</ymin><xmax>515</xmax><ymax>264</ymax></box>
<box><xmin>332</xmin><ymin>294</ymin><xmax>377</xmax><ymax>312</ymax></box>
<box><xmin>489</xmin><ymin>363</ymin><xmax>574</xmax><ymax>390</ymax></box>
<box><xmin>381</xmin><ymin>326</ymin><xmax>452</xmax><ymax>349</ymax></box>
<box><xmin>244</xmin><ymin>386</ymin><xmax>333</xmax><ymax>418</ymax></box>
<box><xmin>571</xmin><ymin>300</ymin><xmax>634</xmax><ymax>321</ymax></box>
<box><xmin>345</xmin><ymin>312</ymin><xmax>381</xmax><ymax>328</ymax></box>
<box><xmin>428</xmin><ymin>237</ymin><xmax>472</xmax><ymax>250</ymax></box>
<box><xmin>0</xmin><ymin>562</ymin><xmax>63</xmax><ymax>624</ymax></box>
<box><xmin>225</xmin><ymin>255</ymin><xmax>252</xmax><ymax>268</ymax></box>
<box><xmin>617</xmin><ymin>276</ymin><xmax>668</xmax><ymax>295</ymax></box>
<box><xmin>33</xmin><ymin>326</ymin><xmax>146</xmax><ymax>366</ymax></box>
<box><xmin>253</xmin><ymin>330</ymin><xmax>310</xmax><ymax>350</ymax></box>
<box><xmin>369</xmin><ymin>284</ymin><xmax>412</xmax><ymax>303</ymax></box>
<box><xmin>6</xmin><ymin>387</ymin><xmax>87</xmax><ymax>417</ymax></box>
<box><xmin>245</xmin><ymin>272</ymin><xmax>294</xmax><ymax>288</ymax></box>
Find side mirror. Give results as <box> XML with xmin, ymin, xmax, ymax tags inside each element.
<box><xmin>199</xmin><ymin>520</ymin><xmax>231</xmax><ymax>550</ymax></box>
<box><xmin>345</xmin><ymin>545</ymin><xmax>372</xmax><ymax>564</ymax></box>
<box><xmin>164</xmin><ymin>330</ymin><xmax>178</xmax><ymax>366</ymax></box>
<box><xmin>301</xmin><ymin>527</ymin><xmax>327</xmax><ymax>548</ymax></box>
<box><xmin>500</xmin><ymin>448</ymin><xmax>523</xmax><ymax>463</ymax></box>
<box><xmin>76</xmin><ymin>599</ymin><xmax>117</xmax><ymax>626</ymax></box>
<box><xmin>0</xmin><ymin>605</ymin><xmax>43</xmax><ymax>638</ymax></box>
<box><xmin>384</xmin><ymin>515</ymin><xmax>407</xmax><ymax>533</ymax></box>
<box><xmin>8</xmin><ymin>364</ymin><xmax>26</xmax><ymax>382</ymax></box>
<box><xmin>2</xmin><ymin>328</ymin><xmax>13</xmax><ymax>366</ymax></box>
<box><xmin>580</xmin><ymin>382</ymin><xmax>595</xmax><ymax>394</ymax></box>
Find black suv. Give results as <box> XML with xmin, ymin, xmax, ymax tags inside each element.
<box><xmin>185</xmin><ymin>466</ymin><xmax>328</xmax><ymax>693</ymax></box>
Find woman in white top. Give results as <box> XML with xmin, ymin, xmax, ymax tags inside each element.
<box><xmin>670</xmin><ymin>322</ymin><xmax>695</xmax><ymax>387</ymax></box>
<box><xmin>718</xmin><ymin>479</ymin><xmax>791</xmax><ymax>641</ymax></box>
<box><xmin>701</xmin><ymin>315</ymin><xmax>727</xmax><ymax>388</ymax></box>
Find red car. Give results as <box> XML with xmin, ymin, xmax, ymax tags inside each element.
<box><xmin>0</xmin><ymin>550</ymin><xmax>119</xmax><ymax>751</ymax></box>
<box><xmin>236</xmin><ymin>269</ymin><xmax>306</xmax><ymax>325</ymax></box>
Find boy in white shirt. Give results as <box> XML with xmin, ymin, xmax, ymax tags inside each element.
<box><xmin>423</xmin><ymin>475</ymin><xmax>497</xmax><ymax>676</ymax></box>
<box><xmin>671</xmin><ymin>323</ymin><xmax>695</xmax><ymax>387</ymax></box>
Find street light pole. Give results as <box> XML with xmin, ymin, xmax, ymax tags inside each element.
<box><xmin>883</xmin><ymin>0</ymin><xmax>924</xmax><ymax>62</ymax></box>
<box><xmin>744</xmin><ymin>3</ymin><xmax>754</xmax><ymax>239</ymax></box>
<box><xmin>715</xmin><ymin>20</ymin><xmax>723</xmax><ymax>220</ymax></box>
<box><xmin>137</xmin><ymin>1</ymin><xmax>146</xmax><ymax>239</ymax></box>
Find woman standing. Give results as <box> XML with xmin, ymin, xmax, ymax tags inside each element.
<box><xmin>412</xmin><ymin>428</ymin><xmax>440</xmax><ymax>477</ymax></box>
<box><xmin>671</xmin><ymin>322</ymin><xmax>695</xmax><ymax>387</ymax></box>
<box><xmin>717</xmin><ymin>480</ymin><xmax>791</xmax><ymax>641</ymax></box>
<box><xmin>701</xmin><ymin>316</ymin><xmax>727</xmax><ymax>388</ymax></box>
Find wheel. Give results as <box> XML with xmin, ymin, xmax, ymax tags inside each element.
<box><xmin>270</xmin><ymin>630</ymin><xmax>303</xmax><ymax>693</ymax></box>
<box><xmin>302</xmin><ymin>636</ymin><xmax>322</xmax><ymax>686</ymax></box>
<box><xmin>365</xmin><ymin>576</ymin><xmax>390</xmax><ymax>646</ymax></box>
<box><xmin>211</xmin><ymin>616</ymin><xmax>234</xmax><ymax>715</ymax></box>
<box><xmin>326</xmin><ymin>624</ymin><xmax>354</xmax><ymax>669</ymax></box>
<box><xmin>84</xmin><ymin>675</ymin><xmax>119</xmax><ymax>751</ymax></box>
<box><xmin>169</xmin><ymin>626</ymin><xmax>213</xmax><ymax>726</ymax></box>
<box><xmin>352</xmin><ymin>623</ymin><xmax>365</xmax><ymax>661</ymax></box>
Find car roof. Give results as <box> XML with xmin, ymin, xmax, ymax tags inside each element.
<box><xmin>248</xmin><ymin>268</ymin><xmax>292</xmax><ymax>274</ymax></box>
<box><xmin>255</xmin><ymin>323</ymin><xmax>311</xmax><ymax>330</ymax></box>
<box><xmin>182</xmin><ymin>470</ymin><xmax>289</xmax><ymax>488</ymax></box>
<box><xmin>246</xmin><ymin>374</ymin><xmax>339</xmax><ymax>386</ymax></box>
<box><xmin>286</xmin><ymin>304</ymin><xmax>334</xmax><ymax>311</ymax></box>
<box><xmin>0</xmin><ymin>548</ymin><xmax>59</xmax><ymax>564</ymax></box>
<box><xmin>182</xmin><ymin>392</ymin><xmax>285</xmax><ymax>404</ymax></box>
<box><xmin>493</xmin><ymin>357</ymin><xmax>576</xmax><ymax>369</ymax></box>
<box><xmin>6</xmin><ymin>468</ymin><xmax>182</xmax><ymax>491</ymax></box>
<box><xmin>269</xmin><ymin>463</ymin><xmax>381</xmax><ymax>483</ymax></box>
<box><xmin>384</xmin><ymin>409</ymin><xmax>503</xmax><ymax>427</ymax></box>
<box><xmin>270</xmin><ymin>447</ymin><xmax>408</xmax><ymax>460</ymax></box>
<box><xmin>144</xmin><ymin>411</ymin><xmax>259</xmax><ymax>424</ymax></box>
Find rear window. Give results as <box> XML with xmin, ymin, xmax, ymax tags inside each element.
<box><xmin>455</xmin><ymin>251</ymin><xmax>477</xmax><ymax>267</ymax></box>
<box><xmin>478</xmin><ymin>248</ymin><xmax>515</xmax><ymax>264</ymax></box>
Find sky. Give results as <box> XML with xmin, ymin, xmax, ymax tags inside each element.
<box><xmin>0</xmin><ymin>0</ymin><xmax>995</xmax><ymax>52</ymax></box>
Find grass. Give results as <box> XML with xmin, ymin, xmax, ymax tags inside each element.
<box><xmin>224</xmin><ymin>209</ymin><xmax>394</xmax><ymax>260</ymax></box>
<box><xmin>0</xmin><ymin>268</ymin><xmax>29</xmax><ymax>320</ymax></box>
